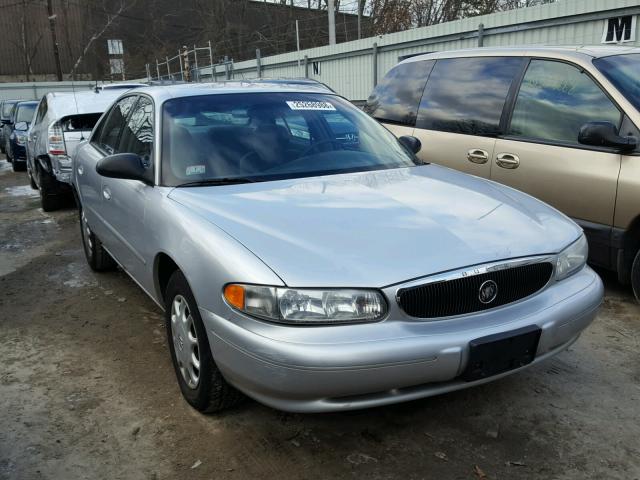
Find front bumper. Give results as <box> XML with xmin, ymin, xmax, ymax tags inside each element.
<box><xmin>11</xmin><ymin>143</ymin><xmax>26</xmax><ymax>162</ymax></box>
<box><xmin>201</xmin><ymin>266</ymin><xmax>603</xmax><ymax>413</ymax></box>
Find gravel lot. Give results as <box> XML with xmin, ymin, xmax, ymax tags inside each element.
<box><xmin>1</xmin><ymin>159</ymin><xmax>639</xmax><ymax>480</ymax></box>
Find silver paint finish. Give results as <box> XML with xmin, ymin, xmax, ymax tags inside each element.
<box><xmin>72</xmin><ymin>83</ymin><xmax>603</xmax><ymax>412</ymax></box>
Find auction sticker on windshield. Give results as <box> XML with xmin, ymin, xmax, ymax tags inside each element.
<box><xmin>286</xmin><ymin>100</ymin><xmax>336</xmax><ymax>111</ymax></box>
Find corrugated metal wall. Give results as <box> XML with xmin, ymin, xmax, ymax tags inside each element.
<box><xmin>227</xmin><ymin>0</ymin><xmax>640</xmax><ymax>100</ymax></box>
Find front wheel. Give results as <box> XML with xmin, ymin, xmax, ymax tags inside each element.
<box><xmin>12</xmin><ymin>161</ymin><xmax>26</xmax><ymax>172</ymax></box>
<box><xmin>631</xmin><ymin>249</ymin><xmax>640</xmax><ymax>303</ymax></box>
<box><xmin>165</xmin><ymin>270</ymin><xmax>243</xmax><ymax>413</ymax></box>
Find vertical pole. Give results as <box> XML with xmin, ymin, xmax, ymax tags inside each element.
<box><xmin>178</xmin><ymin>49</ymin><xmax>184</xmax><ymax>81</ymax></box>
<box><xmin>224</xmin><ymin>55</ymin><xmax>230</xmax><ymax>80</ymax></box>
<box><xmin>166</xmin><ymin>56</ymin><xmax>170</xmax><ymax>80</ymax></box>
<box><xmin>193</xmin><ymin>45</ymin><xmax>199</xmax><ymax>82</ymax></box>
<box><xmin>304</xmin><ymin>55</ymin><xmax>309</xmax><ymax>78</ymax></box>
<box><xmin>208</xmin><ymin>40</ymin><xmax>213</xmax><ymax>81</ymax></box>
<box><xmin>256</xmin><ymin>48</ymin><xmax>262</xmax><ymax>78</ymax></box>
<box><xmin>327</xmin><ymin>0</ymin><xmax>336</xmax><ymax>45</ymax></box>
<box><xmin>47</xmin><ymin>0</ymin><xmax>63</xmax><ymax>81</ymax></box>
<box><xmin>183</xmin><ymin>46</ymin><xmax>191</xmax><ymax>82</ymax></box>
<box><xmin>478</xmin><ymin>23</ymin><xmax>485</xmax><ymax>47</ymax></box>
<box><xmin>156</xmin><ymin>59</ymin><xmax>160</xmax><ymax>80</ymax></box>
<box><xmin>372</xmin><ymin>42</ymin><xmax>378</xmax><ymax>87</ymax></box>
<box><xmin>357</xmin><ymin>0</ymin><xmax>361</xmax><ymax>40</ymax></box>
<box><xmin>145</xmin><ymin>63</ymin><xmax>151</xmax><ymax>82</ymax></box>
<box><xmin>296</xmin><ymin>20</ymin><xmax>301</xmax><ymax>70</ymax></box>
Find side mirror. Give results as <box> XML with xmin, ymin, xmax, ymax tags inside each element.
<box><xmin>14</xmin><ymin>121</ymin><xmax>28</xmax><ymax>131</ymax></box>
<box><xmin>96</xmin><ymin>153</ymin><xmax>153</xmax><ymax>185</ymax></box>
<box><xmin>578</xmin><ymin>121</ymin><xmax>637</xmax><ymax>152</ymax></box>
<box><xmin>399</xmin><ymin>135</ymin><xmax>422</xmax><ymax>154</ymax></box>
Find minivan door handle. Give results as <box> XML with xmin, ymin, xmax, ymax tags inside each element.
<box><xmin>496</xmin><ymin>153</ymin><xmax>520</xmax><ymax>169</ymax></box>
<box><xmin>102</xmin><ymin>186</ymin><xmax>112</xmax><ymax>201</ymax></box>
<box><xmin>467</xmin><ymin>149</ymin><xmax>489</xmax><ymax>164</ymax></box>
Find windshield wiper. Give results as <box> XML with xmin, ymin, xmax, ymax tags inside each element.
<box><xmin>177</xmin><ymin>177</ymin><xmax>257</xmax><ymax>187</ymax></box>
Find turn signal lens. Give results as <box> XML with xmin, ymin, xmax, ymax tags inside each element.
<box><xmin>224</xmin><ymin>284</ymin><xmax>245</xmax><ymax>310</ymax></box>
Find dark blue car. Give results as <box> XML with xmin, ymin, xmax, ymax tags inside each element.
<box><xmin>5</xmin><ymin>100</ymin><xmax>37</xmax><ymax>171</ymax></box>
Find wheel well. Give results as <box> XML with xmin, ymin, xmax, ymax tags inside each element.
<box><xmin>618</xmin><ymin>215</ymin><xmax>640</xmax><ymax>283</ymax></box>
<box><xmin>156</xmin><ymin>253</ymin><xmax>180</xmax><ymax>303</ymax></box>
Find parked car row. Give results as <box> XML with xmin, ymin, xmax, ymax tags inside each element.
<box><xmin>2</xmin><ymin>52</ymin><xmax>626</xmax><ymax>413</ymax></box>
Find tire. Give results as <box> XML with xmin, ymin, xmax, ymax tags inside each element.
<box><xmin>79</xmin><ymin>206</ymin><xmax>116</xmax><ymax>272</ymax></box>
<box><xmin>12</xmin><ymin>161</ymin><xmax>26</xmax><ymax>172</ymax></box>
<box><xmin>28</xmin><ymin>171</ymin><xmax>37</xmax><ymax>189</ymax></box>
<box><xmin>631</xmin><ymin>249</ymin><xmax>640</xmax><ymax>303</ymax></box>
<box><xmin>165</xmin><ymin>270</ymin><xmax>243</xmax><ymax>413</ymax></box>
<box><xmin>39</xmin><ymin>169</ymin><xmax>61</xmax><ymax>211</ymax></box>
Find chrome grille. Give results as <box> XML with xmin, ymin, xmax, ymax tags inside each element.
<box><xmin>397</xmin><ymin>262</ymin><xmax>554</xmax><ymax>318</ymax></box>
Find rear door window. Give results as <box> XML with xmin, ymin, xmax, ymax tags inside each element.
<box><xmin>93</xmin><ymin>96</ymin><xmax>138</xmax><ymax>154</ymax></box>
<box><xmin>365</xmin><ymin>60</ymin><xmax>435</xmax><ymax>126</ymax></box>
<box><xmin>416</xmin><ymin>57</ymin><xmax>524</xmax><ymax>136</ymax></box>
<box><xmin>117</xmin><ymin>96</ymin><xmax>154</xmax><ymax>166</ymax></box>
<box><xmin>508</xmin><ymin>59</ymin><xmax>621</xmax><ymax>145</ymax></box>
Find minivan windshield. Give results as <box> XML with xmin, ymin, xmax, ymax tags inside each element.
<box><xmin>162</xmin><ymin>92</ymin><xmax>420</xmax><ymax>186</ymax></box>
<box><xmin>15</xmin><ymin>103</ymin><xmax>36</xmax><ymax>124</ymax></box>
<box><xmin>594</xmin><ymin>54</ymin><xmax>640</xmax><ymax>111</ymax></box>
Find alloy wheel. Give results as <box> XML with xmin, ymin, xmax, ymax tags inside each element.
<box><xmin>170</xmin><ymin>295</ymin><xmax>201</xmax><ymax>389</ymax></box>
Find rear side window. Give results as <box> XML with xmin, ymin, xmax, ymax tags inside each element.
<box><xmin>365</xmin><ymin>60</ymin><xmax>435</xmax><ymax>126</ymax></box>
<box><xmin>416</xmin><ymin>57</ymin><xmax>524</xmax><ymax>136</ymax></box>
<box><xmin>93</xmin><ymin>96</ymin><xmax>138</xmax><ymax>154</ymax></box>
<box><xmin>508</xmin><ymin>59</ymin><xmax>621</xmax><ymax>145</ymax></box>
<box><xmin>118</xmin><ymin>96</ymin><xmax>153</xmax><ymax>165</ymax></box>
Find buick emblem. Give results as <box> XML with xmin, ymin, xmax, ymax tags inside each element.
<box><xmin>478</xmin><ymin>280</ymin><xmax>498</xmax><ymax>304</ymax></box>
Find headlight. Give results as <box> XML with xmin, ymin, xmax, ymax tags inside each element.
<box><xmin>15</xmin><ymin>133</ymin><xmax>27</xmax><ymax>146</ymax></box>
<box><xmin>223</xmin><ymin>284</ymin><xmax>387</xmax><ymax>324</ymax></box>
<box><xmin>555</xmin><ymin>234</ymin><xmax>588</xmax><ymax>281</ymax></box>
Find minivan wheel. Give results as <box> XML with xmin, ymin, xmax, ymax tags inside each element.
<box><xmin>165</xmin><ymin>270</ymin><xmax>243</xmax><ymax>413</ymax></box>
<box><xmin>79</xmin><ymin>207</ymin><xmax>116</xmax><ymax>271</ymax></box>
<box><xmin>631</xmin><ymin>249</ymin><xmax>640</xmax><ymax>303</ymax></box>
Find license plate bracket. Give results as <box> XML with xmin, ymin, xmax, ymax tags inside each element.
<box><xmin>461</xmin><ymin>325</ymin><xmax>541</xmax><ymax>382</ymax></box>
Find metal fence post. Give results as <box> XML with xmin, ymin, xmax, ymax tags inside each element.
<box><xmin>156</xmin><ymin>59</ymin><xmax>160</xmax><ymax>81</ymax></box>
<box><xmin>166</xmin><ymin>56</ymin><xmax>171</xmax><ymax>80</ymax></box>
<box><xmin>304</xmin><ymin>55</ymin><xmax>309</xmax><ymax>78</ymax></box>
<box><xmin>478</xmin><ymin>23</ymin><xmax>485</xmax><ymax>47</ymax></box>
<box><xmin>178</xmin><ymin>49</ymin><xmax>184</xmax><ymax>81</ymax></box>
<box><xmin>224</xmin><ymin>56</ymin><xmax>231</xmax><ymax>80</ymax></box>
<box><xmin>256</xmin><ymin>49</ymin><xmax>262</xmax><ymax>78</ymax></box>
<box><xmin>182</xmin><ymin>46</ymin><xmax>191</xmax><ymax>82</ymax></box>
<box><xmin>208</xmin><ymin>40</ymin><xmax>213</xmax><ymax>81</ymax></box>
<box><xmin>372</xmin><ymin>42</ymin><xmax>378</xmax><ymax>88</ymax></box>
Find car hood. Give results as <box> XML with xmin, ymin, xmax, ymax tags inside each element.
<box><xmin>168</xmin><ymin>165</ymin><xmax>581</xmax><ymax>287</ymax></box>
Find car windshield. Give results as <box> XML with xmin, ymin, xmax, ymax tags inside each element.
<box><xmin>593</xmin><ymin>54</ymin><xmax>640</xmax><ymax>112</ymax></box>
<box><xmin>16</xmin><ymin>104</ymin><xmax>36</xmax><ymax>123</ymax></box>
<box><xmin>2</xmin><ymin>101</ymin><xmax>16</xmax><ymax>119</ymax></box>
<box><xmin>162</xmin><ymin>92</ymin><xmax>419</xmax><ymax>186</ymax></box>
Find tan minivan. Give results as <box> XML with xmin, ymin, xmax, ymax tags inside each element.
<box><xmin>365</xmin><ymin>46</ymin><xmax>640</xmax><ymax>299</ymax></box>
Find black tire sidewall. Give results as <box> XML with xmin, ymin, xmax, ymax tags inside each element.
<box><xmin>78</xmin><ymin>206</ymin><xmax>96</xmax><ymax>269</ymax></box>
<box><xmin>632</xmin><ymin>249</ymin><xmax>640</xmax><ymax>303</ymax></box>
<box><xmin>164</xmin><ymin>270</ymin><xmax>216</xmax><ymax>411</ymax></box>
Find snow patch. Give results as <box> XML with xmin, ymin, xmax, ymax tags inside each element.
<box><xmin>4</xmin><ymin>185</ymin><xmax>38</xmax><ymax>198</ymax></box>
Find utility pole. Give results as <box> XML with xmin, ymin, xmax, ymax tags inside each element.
<box><xmin>357</xmin><ymin>0</ymin><xmax>361</xmax><ymax>40</ymax></box>
<box><xmin>296</xmin><ymin>19</ymin><xmax>301</xmax><ymax>70</ymax></box>
<box><xmin>327</xmin><ymin>0</ymin><xmax>336</xmax><ymax>45</ymax></box>
<box><xmin>47</xmin><ymin>0</ymin><xmax>63</xmax><ymax>81</ymax></box>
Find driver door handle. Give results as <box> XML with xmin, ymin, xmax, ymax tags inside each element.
<box><xmin>102</xmin><ymin>186</ymin><xmax>112</xmax><ymax>200</ymax></box>
<box><xmin>467</xmin><ymin>149</ymin><xmax>489</xmax><ymax>164</ymax></box>
<box><xmin>496</xmin><ymin>153</ymin><xmax>520</xmax><ymax>169</ymax></box>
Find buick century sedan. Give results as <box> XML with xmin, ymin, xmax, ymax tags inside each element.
<box><xmin>73</xmin><ymin>82</ymin><xmax>603</xmax><ymax>413</ymax></box>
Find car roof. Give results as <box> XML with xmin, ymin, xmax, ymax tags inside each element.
<box><xmin>128</xmin><ymin>80</ymin><xmax>338</xmax><ymax>104</ymax></box>
<box><xmin>44</xmin><ymin>89</ymin><xmax>126</xmax><ymax>119</ymax></box>
<box><xmin>16</xmin><ymin>100</ymin><xmax>38</xmax><ymax>106</ymax></box>
<box><xmin>400</xmin><ymin>45</ymin><xmax>640</xmax><ymax>64</ymax></box>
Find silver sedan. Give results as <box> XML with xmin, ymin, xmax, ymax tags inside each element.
<box><xmin>73</xmin><ymin>82</ymin><xmax>603</xmax><ymax>413</ymax></box>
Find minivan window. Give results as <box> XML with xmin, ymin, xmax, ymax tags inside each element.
<box><xmin>509</xmin><ymin>60</ymin><xmax>621</xmax><ymax>145</ymax></box>
<box><xmin>416</xmin><ymin>57</ymin><xmax>524</xmax><ymax>136</ymax></box>
<box><xmin>365</xmin><ymin>60</ymin><xmax>435</xmax><ymax>126</ymax></box>
<box><xmin>593</xmin><ymin>54</ymin><xmax>640</xmax><ymax>112</ymax></box>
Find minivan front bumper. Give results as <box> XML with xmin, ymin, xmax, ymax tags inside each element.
<box><xmin>201</xmin><ymin>266</ymin><xmax>602</xmax><ymax>412</ymax></box>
